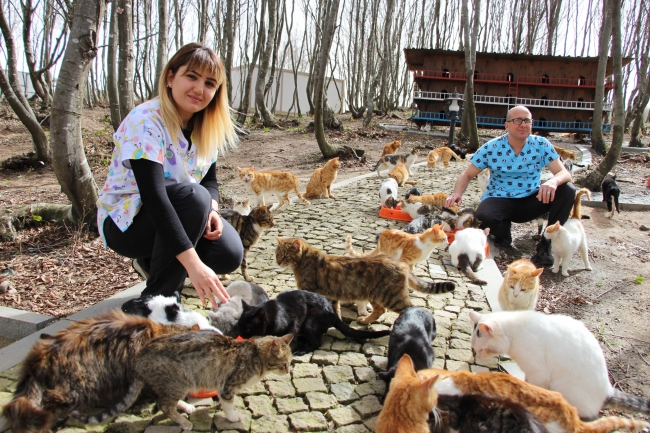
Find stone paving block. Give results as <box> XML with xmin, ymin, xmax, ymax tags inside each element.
<box><xmin>331</xmin><ymin>340</ymin><xmax>361</xmax><ymax>352</ymax></box>
<box><xmin>276</xmin><ymin>397</ymin><xmax>309</xmax><ymax>414</ymax></box>
<box><xmin>411</xmin><ymin>297</ymin><xmax>427</xmax><ymax>307</ymax></box>
<box><xmin>446</xmin><ymin>360</ymin><xmax>470</xmax><ymax>372</ymax></box>
<box><xmin>432</xmin><ymin>358</ymin><xmax>446</xmax><ymax>369</ymax></box>
<box><xmin>245</xmin><ymin>394</ymin><xmax>276</xmax><ymax>418</ymax></box>
<box><xmin>292</xmin><ymin>363</ymin><xmax>321</xmax><ymax>378</ymax></box>
<box><xmin>288</xmin><ymin>411</ymin><xmax>329</xmax><ymax>432</ymax></box>
<box><xmin>327</xmin><ymin>406</ymin><xmax>361</xmax><ymax>426</ymax></box>
<box><xmin>0</xmin><ymin>392</ymin><xmax>13</xmax><ymax>408</ymax></box>
<box><xmin>335</xmin><ymin>424</ymin><xmax>370</xmax><ymax>433</ymax></box>
<box><xmin>323</xmin><ymin>365</ymin><xmax>355</xmax><ymax>384</ymax></box>
<box><xmin>351</xmin><ymin>395</ymin><xmax>383</xmax><ymax>418</ymax></box>
<box><xmin>363</xmin><ymin>415</ymin><xmax>379</xmax><ymax>432</ymax></box>
<box><xmin>249</xmin><ymin>414</ymin><xmax>290</xmax><ymax>433</ymax></box>
<box><xmin>143</xmin><ymin>426</ymin><xmax>181</xmax><ymax>433</ymax></box>
<box><xmin>447</xmin><ymin>348</ymin><xmax>474</xmax><ymax>363</ymax></box>
<box><xmin>238</xmin><ymin>380</ymin><xmax>267</xmax><ymax>396</ymax></box>
<box><xmin>305</xmin><ymin>392</ymin><xmax>338</xmax><ymax>411</ymax></box>
<box><xmin>353</xmin><ymin>367</ymin><xmax>376</xmax><ymax>383</ymax></box>
<box><xmin>266</xmin><ymin>371</ymin><xmax>292</xmax><ymax>382</ymax></box>
<box><xmin>451</xmin><ymin>330</ymin><xmax>471</xmax><ymax>341</ymax></box>
<box><xmin>471</xmin><ymin>365</ymin><xmax>490</xmax><ymax>373</ymax></box>
<box><xmin>338</xmin><ymin>352</ymin><xmax>368</xmax><ymax>367</ymax></box>
<box><xmin>330</xmin><ymin>382</ymin><xmax>360</xmax><ymax>404</ymax></box>
<box><xmin>213</xmin><ymin>410</ymin><xmax>252</xmax><ymax>432</ymax></box>
<box><xmin>355</xmin><ymin>380</ymin><xmax>385</xmax><ymax>397</ymax></box>
<box><xmin>266</xmin><ymin>380</ymin><xmax>296</xmax><ymax>397</ymax></box>
<box><xmin>436</xmin><ymin>326</ymin><xmax>451</xmax><ymax>339</ymax></box>
<box><xmin>434</xmin><ymin>310</ymin><xmax>457</xmax><ymax>319</ymax></box>
<box><xmin>54</xmin><ymin>428</ymin><xmax>89</xmax><ymax>433</ymax></box>
<box><xmin>0</xmin><ymin>365</ymin><xmax>21</xmax><ymax>380</ymax></box>
<box><xmin>292</xmin><ymin>352</ymin><xmax>313</xmax><ymax>363</ymax></box>
<box><xmin>103</xmin><ymin>414</ymin><xmax>152</xmax><ymax>433</ymax></box>
<box><xmin>379</xmin><ymin>312</ymin><xmax>399</xmax><ymax>325</ymax></box>
<box><xmin>449</xmin><ymin>338</ymin><xmax>472</xmax><ymax>350</ymax></box>
<box><xmin>318</xmin><ymin>335</ymin><xmax>334</xmax><ymax>350</ymax></box>
<box><xmin>311</xmin><ymin>350</ymin><xmax>339</xmax><ymax>365</ymax></box>
<box><xmin>293</xmin><ymin>377</ymin><xmax>328</xmax><ymax>395</ymax></box>
<box><xmin>475</xmin><ymin>356</ymin><xmax>500</xmax><ymax>369</ymax></box>
<box><xmin>187</xmin><ymin>407</ymin><xmax>214</xmax><ymax>431</ymax></box>
<box><xmin>370</xmin><ymin>356</ymin><xmax>387</xmax><ymax>371</ymax></box>
<box><xmin>444</xmin><ymin>305</ymin><xmax>462</xmax><ymax>313</ymax></box>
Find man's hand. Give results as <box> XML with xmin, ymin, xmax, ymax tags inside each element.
<box><xmin>537</xmin><ymin>179</ymin><xmax>558</xmax><ymax>204</ymax></box>
<box><xmin>445</xmin><ymin>192</ymin><xmax>463</xmax><ymax>208</ymax></box>
<box><xmin>204</xmin><ymin>210</ymin><xmax>223</xmax><ymax>240</ymax></box>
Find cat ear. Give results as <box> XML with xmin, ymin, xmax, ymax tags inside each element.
<box><xmin>478</xmin><ymin>322</ymin><xmax>492</xmax><ymax>335</ymax></box>
<box><xmin>291</xmin><ymin>239</ymin><xmax>302</xmax><ymax>252</ymax></box>
<box><xmin>241</xmin><ymin>300</ymin><xmax>251</xmax><ymax>310</ymax></box>
<box><xmin>421</xmin><ymin>374</ymin><xmax>439</xmax><ymax>394</ymax></box>
<box><xmin>266</xmin><ymin>204</ymin><xmax>273</xmax><ymax>212</ymax></box>
<box><xmin>280</xmin><ymin>334</ymin><xmax>293</xmax><ymax>345</ymax></box>
<box><xmin>395</xmin><ymin>354</ymin><xmax>417</xmax><ymax>379</ymax></box>
<box><xmin>531</xmin><ymin>268</ymin><xmax>544</xmax><ymax>277</ymax></box>
<box><xmin>250</xmin><ymin>166</ymin><xmax>254</xmax><ymax>170</ymax></box>
<box><xmin>254</xmin><ymin>307</ymin><xmax>266</xmax><ymax>320</ymax></box>
<box><xmin>483</xmin><ymin>227</ymin><xmax>490</xmax><ymax>236</ymax></box>
<box><xmin>244</xmin><ymin>198</ymin><xmax>250</xmax><ymax>205</ymax></box>
<box><xmin>431</xmin><ymin>224</ymin><xmax>441</xmax><ymax>232</ymax></box>
<box><xmin>275</xmin><ymin>236</ymin><xmax>283</xmax><ymax>243</ymax></box>
<box><xmin>190</xmin><ymin>324</ymin><xmax>200</xmax><ymax>331</ymax></box>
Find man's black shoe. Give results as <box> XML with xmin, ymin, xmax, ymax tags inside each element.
<box><xmin>531</xmin><ymin>237</ymin><xmax>554</xmax><ymax>266</ymax></box>
<box><xmin>492</xmin><ymin>237</ymin><xmax>513</xmax><ymax>247</ymax></box>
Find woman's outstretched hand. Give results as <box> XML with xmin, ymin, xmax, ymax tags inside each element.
<box><xmin>176</xmin><ymin>248</ymin><xmax>229</xmax><ymax>308</ymax></box>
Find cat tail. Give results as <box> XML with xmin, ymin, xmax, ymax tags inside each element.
<box><xmin>580</xmin><ymin>416</ymin><xmax>649</xmax><ymax>433</ymax></box>
<box><xmin>404</xmin><ymin>180</ymin><xmax>419</xmax><ymax>185</ymax></box>
<box><xmin>2</xmin><ymin>378</ymin><xmax>51</xmax><ymax>433</ymax></box>
<box><xmin>457</xmin><ymin>254</ymin><xmax>487</xmax><ymax>285</ymax></box>
<box><xmin>408</xmin><ymin>272</ymin><xmax>456</xmax><ymax>294</ymax></box>
<box><xmin>569</xmin><ymin>188</ymin><xmax>592</xmax><ymax>220</ymax></box>
<box><xmin>332</xmin><ymin>315</ymin><xmax>391</xmax><ymax>339</ymax></box>
<box><xmin>71</xmin><ymin>377</ymin><xmax>144</xmax><ymax>425</ymax></box>
<box><xmin>372</xmin><ymin>159</ymin><xmax>383</xmax><ymax>172</ymax></box>
<box><xmin>450</xmin><ymin>150</ymin><xmax>462</xmax><ymax>161</ymax></box>
<box><xmin>604</xmin><ymin>388</ymin><xmax>650</xmax><ymax>415</ymax></box>
<box><xmin>295</xmin><ymin>185</ymin><xmax>311</xmax><ymax>205</ymax></box>
<box><xmin>345</xmin><ymin>235</ymin><xmax>379</xmax><ymax>257</ymax></box>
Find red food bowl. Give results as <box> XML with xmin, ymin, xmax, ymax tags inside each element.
<box><xmin>378</xmin><ymin>205</ymin><xmax>413</xmax><ymax>222</ymax></box>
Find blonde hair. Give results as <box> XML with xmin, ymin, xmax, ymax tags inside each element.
<box><xmin>158</xmin><ymin>43</ymin><xmax>237</xmax><ymax>162</ymax></box>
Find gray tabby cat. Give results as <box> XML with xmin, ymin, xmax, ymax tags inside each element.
<box><xmin>402</xmin><ymin>214</ymin><xmax>444</xmax><ymax>234</ymax></box>
<box><xmin>73</xmin><ymin>332</ymin><xmax>293</xmax><ymax>430</ymax></box>
<box><xmin>207</xmin><ymin>280</ymin><xmax>270</xmax><ymax>336</ymax></box>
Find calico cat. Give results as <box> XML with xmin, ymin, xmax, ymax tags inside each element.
<box><xmin>2</xmin><ymin>310</ymin><xmax>199</xmax><ymax>433</ymax></box>
<box><xmin>477</xmin><ymin>168</ymin><xmax>490</xmax><ymax>194</ymax></box>
<box><xmin>304</xmin><ymin>157</ymin><xmax>340</xmax><ymax>199</ymax></box>
<box><xmin>381</xmin><ymin>139</ymin><xmax>402</xmax><ymax>157</ymax></box>
<box><xmin>388</xmin><ymin>162</ymin><xmax>418</xmax><ymax>187</ymax></box>
<box><xmin>424</xmin><ymin>368</ymin><xmax>649</xmax><ymax>433</ymax></box>
<box><xmin>345</xmin><ymin>225</ymin><xmax>448</xmax><ymax>270</ymax></box>
<box><xmin>373</xmin><ymin>148</ymin><xmax>419</xmax><ymax>177</ymax></box>
<box><xmin>553</xmin><ymin>145</ymin><xmax>576</xmax><ymax>161</ymax></box>
<box><xmin>449</xmin><ymin>227</ymin><xmax>490</xmax><ymax>285</ymax></box>
<box><xmin>275</xmin><ymin>237</ymin><xmax>455</xmax><ymax>324</ymax></box>
<box><xmin>455</xmin><ymin>208</ymin><xmax>480</xmax><ymax>229</ymax></box>
<box><xmin>544</xmin><ymin>188</ymin><xmax>591</xmax><ymax>276</ymax></box>
<box><xmin>233</xmin><ymin>198</ymin><xmax>251</xmax><ymax>215</ymax></box>
<box><xmin>497</xmin><ymin>258</ymin><xmax>543</xmax><ymax>311</ymax></box>
<box><xmin>238</xmin><ymin>290</ymin><xmax>391</xmax><ymax>355</ymax></box>
<box><xmin>74</xmin><ymin>332</ymin><xmax>293</xmax><ymax>429</ymax></box>
<box><xmin>377</xmin><ymin>307</ymin><xmax>436</xmax><ymax>400</ymax></box>
<box><xmin>220</xmin><ymin>205</ymin><xmax>275</xmax><ymax>281</ymax></box>
<box><xmin>399</xmin><ymin>200</ymin><xmax>458</xmax><ymax>229</ymax></box>
<box><xmin>237</xmin><ymin>166</ymin><xmax>311</xmax><ymax>209</ymax></box>
<box><xmin>601</xmin><ymin>174</ymin><xmax>620</xmax><ymax>218</ymax></box>
<box><xmin>207</xmin><ymin>280</ymin><xmax>270</xmax><ymax>337</ymax></box>
<box><xmin>121</xmin><ymin>294</ymin><xmax>221</xmax><ymax>332</ymax></box>
<box><xmin>402</xmin><ymin>214</ymin><xmax>444</xmax><ymax>234</ymax></box>
<box><xmin>379</xmin><ymin>177</ymin><xmax>399</xmax><ymax>207</ymax></box>
<box><xmin>469</xmin><ymin>310</ymin><xmax>650</xmax><ymax>420</ymax></box>
<box><xmin>376</xmin><ymin>355</ymin><xmax>439</xmax><ymax>433</ymax></box>
<box><xmin>427</xmin><ymin>146</ymin><xmax>462</xmax><ymax>169</ymax></box>
<box><xmin>384</xmin><ymin>196</ymin><xmax>399</xmax><ymax>209</ymax></box>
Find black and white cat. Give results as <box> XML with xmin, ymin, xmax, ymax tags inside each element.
<box><xmin>449</xmin><ymin>227</ymin><xmax>490</xmax><ymax>285</ymax></box>
<box><xmin>601</xmin><ymin>174</ymin><xmax>620</xmax><ymax>218</ymax></box>
<box><xmin>207</xmin><ymin>280</ymin><xmax>270</xmax><ymax>337</ymax></box>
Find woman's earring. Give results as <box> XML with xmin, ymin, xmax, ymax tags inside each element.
<box><xmin>167</xmin><ymin>83</ymin><xmax>172</xmax><ymax>88</ymax></box>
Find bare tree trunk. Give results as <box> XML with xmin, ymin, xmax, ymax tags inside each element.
<box><xmin>152</xmin><ymin>0</ymin><xmax>168</xmax><ymax>98</ymax></box>
<box><xmin>364</xmin><ymin>0</ymin><xmax>390</xmax><ymax>127</ymax></box>
<box><xmin>460</xmin><ymin>0</ymin><xmax>481</xmax><ymax>151</ymax></box>
<box><xmin>629</xmin><ymin>72</ymin><xmax>650</xmax><ymax>147</ymax></box>
<box><xmin>197</xmin><ymin>0</ymin><xmax>210</xmax><ymax>43</ymax></box>
<box><xmin>223</xmin><ymin>0</ymin><xmax>234</xmax><ymax>104</ymax></box>
<box><xmin>545</xmin><ymin>0</ymin><xmax>563</xmax><ymax>55</ymax></box>
<box><xmin>118</xmin><ymin>0</ymin><xmax>135</xmax><ymax>121</ymax></box>
<box><xmin>255</xmin><ymin>0</ymin><xmax>276</xmax><ymax>126</ymax></box>
<box><xmin>50</xmin><ymin>0</ymin><xmax>105</xmax><ymax>224</ymax></box>
<box><xmin>107</xmin><ymin>1</ymin><xmax>121</xmax><ymax>129</ymax></box>
<box><xmin>591</xmin><ymin>0</ymin><xmax>612</xmax><ymax>155</ymax></box>
<box><xmin>237</xmin><ymin>0</ymin><xmax>263</xmax><ymax>125</ymax></box>
<box><xmin>21</xmin><ymin>0</ymin><xmax>53</xmax><ymax>106</ymax></box>
<box><xmin>314</xmin><ymin>0</ymin><xmax>341</xmax><ymax>158</ymax></box>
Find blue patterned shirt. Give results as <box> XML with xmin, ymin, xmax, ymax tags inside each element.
<box><xmin>471</xmin><ymin>133</ymin><xmax>559</xmax><ymax>199</ymax></box>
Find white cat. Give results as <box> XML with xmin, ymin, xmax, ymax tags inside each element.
<box><xmin>207</xmin><ymin>280</ymin><xmax>269</xmax><ymax>336</ymax></box>
<box><xmin>379</xmin><ymin>178</ymin><xmax>399</xmax><ymax>208</ymax></box>
<box><xmin>476</xmin><ymin>168</ymin><xmax>490</xmax><ymax>195</ymax></box>
<box><xmin>233</xmin><ymin>198</ymin><xmax>251</xmax><ymax>215</ymax></box>
<box><xmin>469</xmin><ymin>310</ymin><xmax>650</xmax><ymax>419</ymax></box>
<box><xmin>448</xmin><ymin>227</ymin><xmax>489</xmax><ymax>285</ymax></box>
<box><xmin>543</xmin><ymin>188</ymin><xmax>591</xmax><ymax>276</ymax></box>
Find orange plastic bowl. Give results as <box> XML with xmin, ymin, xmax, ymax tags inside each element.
<box><xmin>188</xmin><ymin>336</ymin><xmax>246</xmax><ymax>399</ymax></box>
<box><xmin>378</xmin><ymin>205</ymin><xmax>413</xmax><ymax>222</ymax></box>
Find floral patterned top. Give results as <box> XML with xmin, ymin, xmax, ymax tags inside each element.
<box><xmin>96</xmin><ymin>99</ymin><xmax>216</xmax><ymax>246</ymax></box>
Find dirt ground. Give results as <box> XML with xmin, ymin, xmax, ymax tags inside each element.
<box><xmin>1</xmin><ymin>104</ymin><xmax>649</xmax><ymax>408</ymax></box>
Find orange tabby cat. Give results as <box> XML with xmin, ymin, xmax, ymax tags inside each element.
<box><xmin>404</xmin><ymin>192</ymin><xmax>448</xmax><ymax>207</ymax></box>
<box><xmin>388</xmin><ymin>162</ymin><xmax>418</xmax><ymax>187</ymax></box>
<box><xmin>376</xmin><ymin>355</ymin><xmax>439</xmax><ymax>433</ymax></box>
<box><xmin>427</xmin><ymin>146</ymin><xmax>462</xmax><ymax>169</ymax></box>
<box><xmin>381</xmin><ymin>139</ymin><xmax>402</xmax><ymax>157</ymax></box>
<box><xmin>498</xmin><ymin>258</ymin><xmax>543</xmax><ymax>311</ymax></box>
<box><xmin>422</xmin><ymin>368</ymin><xmax>649</xmax><ymax>433</ymax></box>
<box><xmin>345</xmin><ymin>225</ymin><xmax>448</xmax><ymax>269</ymax></box>
<box><xmin>553</xmin><ymin>145</ymin><xmax>577</xmax><ymax>161</ymax></box>
<box><xmin>237</xmin><ymin>166</ymin><xmax>310</xmax><ymax>209</ymax></box>
<box><xmin>304</xmin><ymin>157</ymin><xmax>340</xmax><ymax>199</ymax></box>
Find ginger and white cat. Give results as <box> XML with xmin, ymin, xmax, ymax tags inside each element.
<box><xmin>477</xmin><ymin>168</ymin><xmax>490</xmax><ymax>194</ymax></box>
<box><xmin>553</xmin><ymin>145</ymin><xmax>576</xmax><ymax>161</ymax></box>
<box><xmin>304</xmin><ymin>157</ymin><xmax>340</xmax><ymax>199</ymax></box>
<box><xmin>497</xmin><ymin>258</ymin><xmax>543</xmax><ymax>311</ymax></box>
<box><xmin>469</xmin><ymin>310</ymin><xmax>650</xmax><ymax>420</ymax></box>
<box><xmin>388</xmin><ymin>162</ymin><xmax>418</xmax><ymax>187</ymax></box>
<box><xmin>543</xmin><ymin>188</ymin><xmax>591</xmax><ymax>276</ymax></box>
<box><xmin>449</xmin><ymin>227</ymin><xmax>490</xmax><ymax>285</ymax></box>
<box><xmin>233</xmin><ymin>198</ymin><xmax>251</xmax><ymax>215</ymax></box>
<box><xmin>237</xmin><ymin>166</ymin><xmax>310</xmax><ymax>209</ymax></box>
<box><xmin>427</xmin><ymin>146</ymin><xmax>462</xmax><ymax>169</ymax></box>
<box><xmin>345</xmin><ymin>224</ymin><xmax>448</xmax><ymax>270</ymax></box>
<box><xmin>381</xmin><ymin>139</ymin><xmax>402</xmax><ymax>157</ymax></box>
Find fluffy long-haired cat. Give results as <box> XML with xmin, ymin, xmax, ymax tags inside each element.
<box><xmin>2</xmin><ymin>310</ymin><xmax>199</xmax><ymax>433</ymax></box>
<box><xmin>427</xmin><ymin>146</ymin><xmax>462</xmax><ymax>169</ymax></box>
<box><xmin>477</xmin><ymin>168</ymin><xmax>490</xmax><ymax>194</ymax></box>
<box><xmin>469</xmin><ymin>310</ymin><xmax>650</xmax><ymax>420</ymax></box>
<box><xmin>275</xmin><ymin>237</ymin><xmax>455</xmax><ymax>324</ymax></box>
<box><xmin>402</xmin><ymin>214</ymin><xmax>444</xmax><ymax>234</ymax></box>
<box><xmin>497</xmin><ymin>258</ymin><xmax>543</xmax><ymax>311</ymax></box>
<box><xmin>237</xmin><ymin>166</ymin><xmax>310</xmax><ymax>209</ymax></box>
<box><xmin>424</xmin><ymin>368</ymin><xmax>649</xmax><ymax>433</ymax></box>
<box><xmin>238</xmin><ymin>290</ymin><xmax>391</xmax><ymax>355</ymax></box>
<box><xmin>304</xmin><ymin>157</ymin><xmax>340</xmax><ymax>199</ymax></box>
<box><xmin>381</xmin><ymin>139</ymin><xmax>402</xmax><ymax>157</ymax></box>
<box><xmin>345</xmin><ymin>225</ymin><xmax>448</xmax><ymax>270</ymax></box>
<box><xmin>553</xmin><ymin>145</ymin><xmax>576</xmax><ymax>161</ymax></box>
<box><xmin>73</xmin><ymin>333</ymin><xmax>293</xmax><ymax>429</ymax></box>
<box><xmin>379</xmin><ymin>177</ymin><xmax>399</xmax><ymax>208</ymax></box>
<box><xmin>373</xmin><ymin>148</ymin><xmax>418</xmax><ymax>177</ymax></box>
<box><xmin>122</xmin><ymin>293</ymin><xmax>221</xmax><ymax>332</ymax></box>
<box><xmin>207</xmin><ymin>280</ymin><xmax>269</xmax><ymax>337</ymax></box>
<box><xmin>544</xmin><ymin>188</ymin><xmax>591</xmax><ymax>276</ymax></box>
<box><xmin>388</xmin><ymin>162</ymin><xmax>418</xmax><ymax>187</ymax></box>
<box><xmin>601</xmin><ymin>174</ymin><xmax>620</xmax><ymax>218</ymax></box>
<box><xmin>220</xmin><ymin>205</ymin><xmax>275</xmax><ymax>281</ymax></box>
<box><xmin>233</xmin><ymin>198</ymin><xmax>251</xmax><ymax>215</ymax></box>
<box><xmin>449</xmin><ymin>227</ymin><xmax>490</xmax><ymax>285</ymax></box>
<box><xmin>376</xmin><ymin>355</ymin><xmax>439</xmax><ymax>433</ymax></box>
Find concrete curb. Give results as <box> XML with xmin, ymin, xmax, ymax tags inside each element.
<box><xmin>0</xmin><ymin>306</ymin><xmax>57</xmax><ymax>340</ymax></box>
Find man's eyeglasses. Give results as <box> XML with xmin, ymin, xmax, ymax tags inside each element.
<box><xmin>506</xmin><ymin>118</ymin><xmax>533</xmax><ymax>125</ymax></box>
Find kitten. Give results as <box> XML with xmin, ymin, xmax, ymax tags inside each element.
<box><xmin>388</xmin><ymin>162</ymin><xmax>418</xmax><ymax>187</ymax></box>
<box><xmin>345</xmin><ymin>225</ymin><xmax>448</xmax><ymax>270</ymax></box>
<box><xmin>601</xmin><ymin>174</ymin><xmax>620</xmax><ymax>218</ymax></box>
<box><xmin>238</xmin><ymin>290</ymin><xmax>391</xmax><ymax>355</ymax></box>
<box><xmin>449</xmin><ymin>227</ymin><xmax>490</xmax><ymax>285</ymax></box>
<box><xmin>427</xmin><ymin>146</ymin><xmax>462</xmax><ymax>169</ymax></box>
<box><xmin>74</xmin><ymin>332</ymin><xmax>293</xmax><ymax>429</ymax></box>
<box><xmin>2</xmin><ymin>310</ymin><xmax>198</xmax><ymax>433</ymax></box>
<box><xmin>544</xmin><ymin>188</ymin><xmax>591</xmax><ymax>276</ymax></box>
<box><xmin>233</xmin><ymin>198</ymin><xmax>251</xmax><ymax>216</ymax></box>
<box><xmin>376</xmin><ymin>355</ymin><xmax>439</xmax><ymax>433</ymax></box>
<box><xmin>304</xmin><ymin>157</ymin><xmax>340</xmax><ymax>199</ymax></box>
<box><xmin>379</xmin><ymin>177</ymin><xmax>399</xmax><ymax>208</ymax></box>
<box><xmin>477</xmin><ymin>168</ymin><xmax>490</xmax><ymax>194</ymax></box>
<box><xmin>405</xmin><ymin>187</ymin><xmax>421</xmax><ymax>199</ymax></box>
<box><xmin>402</xmin><ymin>214</ymin><xmax>444</xmax><ymax>234</ymax></box>
<box><xmin>275</xmin><ymin>237</ymin><xmax>455</xmax><ymax>324</ymax></box>
<box><xmin>381</xmin><ymin>139</ymin><xmax>402</xmax><ymax>157</ymax></box>
<box><xmin>377</xmin><ymin>307</ymin><xmax>436</xmax><ymax>400</ymax></box>
<box><xmin>237</xmin><ymin>166</ymin><xmax>310</xmax><ymax>209</ymax></box>
<box><xmin>498</xmin><ymin>258</ymin><xmax>543</xmax><ymax>311</ymax></box>
<box><xmin>207</xmin><ymin>280</ymin><xmax>270</xmax><ymax>337</ymax></box>
<box><xmin>553</xmin><ymin>145</ymin><xmax>576</xmax><ymax>161</ymax></box>
<box><xmin>469</xmin><ymin>310</ymin><xmax>650</xmax><ymax>420</ymax></box>
<box><xmin>373</xmin><ymin>148</ymin><xmax>418</xmax><ymax>177</ymax></box>
<box><xmin>122</xmin><ymin>293</ymin><xmax>221</xmax><ymax>332</ymax></box>
<box><xmin>220</xmin><ymin>205</ymin><xmax>275</xmax><ymax>281</ymax></box>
